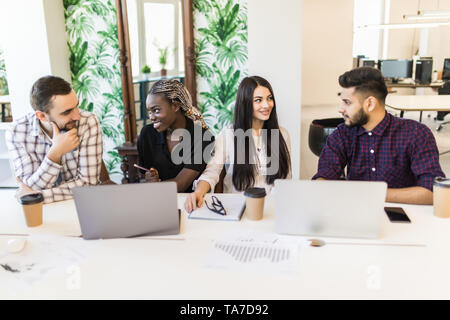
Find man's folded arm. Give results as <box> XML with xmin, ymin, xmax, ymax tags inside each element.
<box><xmin>386</xmin><ymin>126</ymin><xmax>443</xmax><ymax>205</ymax></box>
<box><xmin>6</xmin><ymin>129</ymin><xmax>62</xmax><ymax>190</ymax></box>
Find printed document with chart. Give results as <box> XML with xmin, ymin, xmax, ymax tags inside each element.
<box><xmin>204</xmin><ymin>229</ymin><xmax>304</xmax><ymax>275</ymax></box>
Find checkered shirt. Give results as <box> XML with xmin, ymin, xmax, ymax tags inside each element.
<box><xmin>313</xmin><ymin>112</ymin><xmax>445</xmax><ymax>191</ymax></box>
<box><xmin>6</xmin><ymin>110</ymin><xmax>103</xmax><ymax>203</ymax></box>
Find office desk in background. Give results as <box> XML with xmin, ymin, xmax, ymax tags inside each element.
<box><xmin>386</xmin><ymin>95</ymin><xmax>450</xmax><ymax>122</ymax></box>
<box><xmin>1</xmin><ymin>189</ymin><xmax>450</xmax><ymax>299</ymax></box>
<box><xmin>386</xmin><ymin>82</ymin><xmax>444</xmax><ymax>89</ymax></box>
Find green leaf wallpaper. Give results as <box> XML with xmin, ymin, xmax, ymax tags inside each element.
<box><xmin>194</xmin><ymin>0</ymin><xmax>248</xmax><ymax>134</ymax></box>
<box><xmin>63</xmin><ymin>0</ymin><xmax>124</xmax><ymax>176</ymax></box>
<box><xmin>62</xmin><ymin>0</ymin><xmax>248</xmax><ymax>176</ymax></box>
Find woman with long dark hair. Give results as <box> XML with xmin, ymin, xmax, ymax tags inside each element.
<box><xmin>185</xmin><ymin>76</ymin><xmax>291</xmax><ymax>212</ymax></box>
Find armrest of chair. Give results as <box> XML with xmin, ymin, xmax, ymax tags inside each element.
<box><xmin>99</xmin><ymin>160</ymin><xmax>116</xmax><ymax>185</ymax></box>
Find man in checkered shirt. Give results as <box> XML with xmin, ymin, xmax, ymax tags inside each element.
<box><xmin>6</xmin><ymin>76</ymin><xmax>103</xmax><ymax>203</ymax></box>
<box><xmin>313</xmin><ymin>67</ymin><xmax>445</xmax><ymax>205</ymax></box>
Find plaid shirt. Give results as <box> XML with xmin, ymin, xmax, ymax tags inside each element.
<box><xmin>6</xmin><ymin>110</ymin><xmax>103</xmax><ymax>203</ymax></box>
<box><xmin>313</xmin><ymin>112</ymin><xmax>445</xmax><ymax>191</ymax></box>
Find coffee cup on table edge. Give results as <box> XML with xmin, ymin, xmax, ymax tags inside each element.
<box><xmin>244</xmin><ymin>187</ymin><xmax>266</xmax><ymax>221</ymax></box>
<box><xmin>19</xmin><ymin>193</ymin><xmax>44</xmax><ymax>227</ymax></box>
<box><xmin>433</xmin><ymin>177</ymin><xmax>450</xmax><ymax>219</ymax></box>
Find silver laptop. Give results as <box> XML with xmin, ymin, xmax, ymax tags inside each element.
<box><xmin>274</xmin><ymin>180</ymin><xmax>387</xmax><ymax>239</ymax></box>
<box><xmin>72</xmin><ymin>182</ymin><xmax>180</xmax><ymax>240</ymax></box>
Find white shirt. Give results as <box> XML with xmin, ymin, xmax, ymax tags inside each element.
<box><xmin>194</xmin><ymin>126</ymin><xmax>292</xmax><ymax>193</ymax></box>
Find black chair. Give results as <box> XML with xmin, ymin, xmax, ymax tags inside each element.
<box><xmin>436</xmin><ymin>82</ymin><xmax>450</xmax><ymax>131</ymax></box>
<box><xmin>308</xmin><ymin>118</ymin><xmax>344</xmax><ymax>157</ymax></box>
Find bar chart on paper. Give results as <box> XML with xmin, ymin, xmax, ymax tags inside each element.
<box><xmin>214</xmin><ymin>242</ymin><xmax>292</xmax><ymax>264</ymax></box>
<box><xmin>204</xmin><ymin>233</ymin><xmax>300</xmax><ymax>274</ymax></box>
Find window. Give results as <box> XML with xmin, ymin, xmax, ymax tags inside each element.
<box><xmin>128</xmin><ymin>0</ymin><xmax>184</xmax><ymax>77</ymax></box>
<box><xmin>353</xmin><ymin>0</ymin><xmax>385</xmax><ymax>60</ymax></box>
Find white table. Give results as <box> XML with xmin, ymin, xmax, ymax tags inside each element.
<box><xmin>1</xmin><ymin>189</ymin><xmax>450</xmax><ymax>299</ymax></box>
<box><xmin>386</xmin><ymin>95</ymin><xmax>450</xmax><ymax>122</ymax></box>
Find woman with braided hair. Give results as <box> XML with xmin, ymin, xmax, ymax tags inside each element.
<box><xmin>137</xmin><ymin>79</ymin><xmax>214</xmax><ymax>192</ymax></box>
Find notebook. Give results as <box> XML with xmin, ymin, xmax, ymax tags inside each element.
<box><xmin>188</xmin><ymin>194</ymin><xmax>246</xmax><ymax>221</ymax></box>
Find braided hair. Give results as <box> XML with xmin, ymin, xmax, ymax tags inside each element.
<box><xmin>148</xmin><ymin>79</ymin><xmax>208</xmax><ymax>129</ymax></box>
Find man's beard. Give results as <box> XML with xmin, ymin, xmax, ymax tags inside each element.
<box><xmin>344</xmin><ymin>108</ymin><xmax>369</xmax><ymax>128</ymax></box>
<box><xmin>50</xmin><ymin>116</ymin><xmax>78</xmax><ymax>132</ymax></box>
<box><xmin>62</xmin><ymin>120</ymin><xmax>78</xmax><ymax>131</ymax></box>
<box><xmin>49</xmin><ymin>115</ymin><xmax>79</xmax><ymax>132</ymax></box>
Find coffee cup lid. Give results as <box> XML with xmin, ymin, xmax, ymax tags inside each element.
<box><xmin>19</xmin><ymin>193</ymin><xmax>44</xmax><ymax>205</ymax></box>
<box><xmin>244</xmin><ymin>187</ymin><xmax>266</xmax><ymax>198</ymax></box>
<box><xmin>434</xmin><ymin>177</ymin><xmax>450</xmax><ymax>189</ymax></box>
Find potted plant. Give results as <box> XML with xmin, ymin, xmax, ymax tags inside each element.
<box><xmin>158</xmin><ymin>47</ymin><xmax>168</xmax><ymax>77</ymax></box>
<box><xmin>141</xmin><ymin>65</ymin><xmax>151</xmax><ymax>80</ymax></box>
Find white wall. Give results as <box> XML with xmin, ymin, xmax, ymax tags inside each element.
<box><xmin>0</xmin><ymin>0</ymin><xmax>71</xmax><ymax>120</ymax></box>
<box><xmin>248</xmin><ymin>0</ymin><xmax>302</xmax><ymax>179</ymax></box>
<box><xmin>387</xmin><ymin>0</ymin><xmax>450</xmax><ymax>72</ymax></box>
<box><xmin>43</xmin><ymin>0</ymin><xmax>71</xmax><ymax>79</ymax></box>
<box><xmin>301</xmin><ymin>0</ymin><xmax>354</xmax><ymax>106</ymax></box>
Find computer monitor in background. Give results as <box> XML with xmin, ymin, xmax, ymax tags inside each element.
<box><xmin>443</xmin><ymin>58</ymin><xmax>450</xmax><ymax>81</ymax></box>
<box><xmin>362</xmin><ymin>60</ymin><xmax>376</xmax><ymax>68</ymax></box>
<box><xmin>378</xmin><ymin>59</ymin><xmax>413</xmax><ymax>82</ymax></box>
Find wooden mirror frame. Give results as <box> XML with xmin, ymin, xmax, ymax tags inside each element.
<box><xmin>115</xmin><ymin>0</ymin><xmax>196</xmax><ymax>182</ymax></box>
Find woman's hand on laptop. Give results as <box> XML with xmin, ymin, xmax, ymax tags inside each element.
<box><xmin>185</xmin><ymin>191</ymin><xmax>205</xmax><ymax>213</ymax></box>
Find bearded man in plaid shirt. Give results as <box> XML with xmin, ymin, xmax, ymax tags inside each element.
<box><xmin>313</xmin><ymin>67</ymin><xmax>445</xmax><ymax>205</ymax></box>
<box><xmin>6</xmin><ymin>76</ymin><xmax>103</xmax><ymax>203</ymax></box>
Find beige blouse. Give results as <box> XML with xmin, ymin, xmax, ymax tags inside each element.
<box><xmin>194</xmin><ymin>126</ymin><xmax>292</xmax><ymax>194</ymax></box>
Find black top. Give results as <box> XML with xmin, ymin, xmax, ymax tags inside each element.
<box><xmin>137</xmin><ymin>117</ymin><xmax>215</xmax><ymax>192</ymax></box>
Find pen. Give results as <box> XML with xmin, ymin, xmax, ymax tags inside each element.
<box><xmin>133</xmin><ymin>164</ymin><xmax>151</xmax><ymax>173</ymax></box>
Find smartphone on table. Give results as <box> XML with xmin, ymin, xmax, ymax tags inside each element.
<box><xmin>384</xmin><ymin>207</ymin><xmax>411</xmax><ymax>223</ymax></box>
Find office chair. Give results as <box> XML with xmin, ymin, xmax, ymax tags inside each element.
<box><xmin>308</xmin><ymin>118</ymin><xmax>344</xmax><ymax>157</ymax></box>
<box><xmin>436</xmin><ymin>82</ymin><xmax>450</xmax><ymax>132</ymax></box>
<box><xmin>308</xmin><ymin>118</ymin><xmax>346</xmax><ymax>179</ymax></box>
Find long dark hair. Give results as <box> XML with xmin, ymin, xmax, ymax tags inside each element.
<box><xmin>232</xmin><ymin>76</ymin><xmax>291</xmax><ymax>191</ymax></box>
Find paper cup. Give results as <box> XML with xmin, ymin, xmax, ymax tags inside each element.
<box><xmin>433</xmin><ymin>177</ymin><xmax>450</xmax><ymax>218</ymax></box>
<box><xmin>244</xmin><ymin>187</ymin><xmax>266</xmax><ymax>220</ymax></box>
<box><xmin>19</xmin><ymin>193</ymin><xmax>44</xmax><ymax>227</ymax></box>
